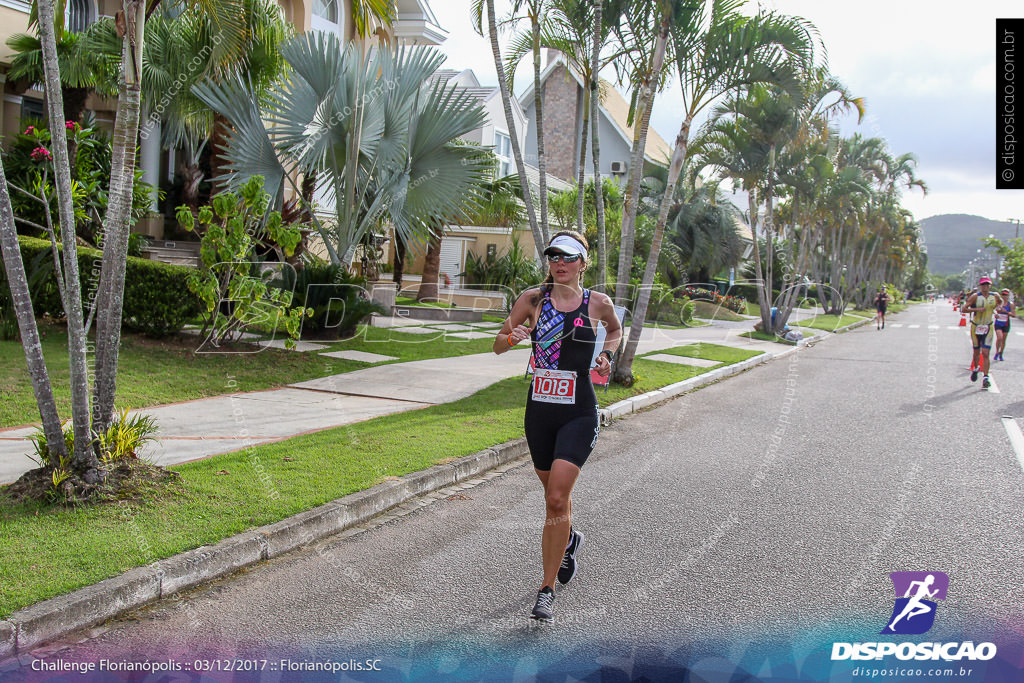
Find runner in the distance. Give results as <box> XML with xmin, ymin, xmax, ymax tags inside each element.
<box><xmin>874</xmin><ymin>287</ymin><xmax>890</xmax><ymax>330</ymax></box>
<box><xmin>961</xmin><ymin>277</ymin><xmax>1002</xmax><ymax>389</ymax></box>
<box><xmin>994</xmin><ymin>288</ymin><xmax>1015</xmax><ymax>361</ymax></box>
<box><xmin>492</xmin><ymin>230</ymin><xmax>622</xmax><ymax>623</ymax></box>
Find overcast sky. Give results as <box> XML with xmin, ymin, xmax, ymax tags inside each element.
<box><xmin>429</xmin><ymin>0</ymin><xmax>1022</xmax><ymax>225</ymax></box>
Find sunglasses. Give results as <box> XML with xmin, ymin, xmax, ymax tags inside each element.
<box><xmin>546</xmin><ymin>253</ymin><xmax>582</xmax><ymax>263</ymax></box>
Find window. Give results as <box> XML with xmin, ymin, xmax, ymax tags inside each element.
<box><xmin>68</xmin><ymin>0</ymin><xmax>94</xmax><ymax>33</ymax></box>
<box><xmin>21</xmin><ymin>98</ymin><xmax>46</xmax><ymax>123</ymax></box>
<box><xmin>494</xmin><ymin>130</ymin><xmax>512</xmax><ymax>178</ymax></box>
<box><xmin>312</xmin><ymin>0</ymin><xmax>338</xmax><ymax>22</ymax></box>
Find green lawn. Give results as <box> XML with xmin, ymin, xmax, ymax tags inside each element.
<box><xmin>791</xmin><ymin>313</ymin><xmax>867</xmax><ymax>332</ymax></box>
<box><xmin>692</xmin><ymin>300</ymin><xmax>748</xmax><ymax>321</ymax></box>
<box><xmin>745</xmin><ymin>302</ymin><xmax>762</xmax><ymax>318</ymax></box>
<box><xmin>0</xmin><ymin>322</ymin><xmax>496</xmax><ymax>428</ymax></box>
<box><xmin>739</xmin><ymin>330</ymin><xmax>798</xmax><ymax>345</ymax></box>
<box><xmin>0</xmin><ymin>343</ymin><xmax>759</xmax><ymax>617</ymax></box>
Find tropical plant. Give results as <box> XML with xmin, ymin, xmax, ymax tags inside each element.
<box><xmin>279</xmin><ymin>262</ymin><xmax>385</xmax><ymax>339</ymax></box>
<box><xmin>5</xmin><ymin>1</ymin><xmax>119</xmax><ymax>123</ymax></box>
<box><xmin>3</xmin><ymin>119</ymin><xmax>155</xmax><ymax>245</ymax></box>
<box><xmin>193</xmin><ymin>35</ymin><xmax>489</xmax><ymax>274</ymax></box>
<box><xmin>176</xmin><ymin>177</ymin><xmax>308</xmax><ymax>348</ymax></box>
<box><xmin>140</xmin><ymin>0</ymin><xmax>290</xmax><ymax>212</ymax></box>
<box><xmin>614</xmin><ymin>0</ymin><xmax>815</xmax><ymax>383</ymax></box>
<box><xmin>473</xmin><ymin>0</ymin><xmax>547</xmax><ymax>257</ymax></box>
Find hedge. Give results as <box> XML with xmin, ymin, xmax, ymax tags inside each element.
<box><xmin>10</xmin><ymin>236</ymin><xmax>202</xmax><ymax>336</ymax></box>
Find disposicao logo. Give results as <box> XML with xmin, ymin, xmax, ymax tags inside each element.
<box><xmin>881</xmin><ymin>571</ymin><xmax>948</xmax><ymax>635</ymax></box>
<box><xmin>831</xmin><ymin>571</ymin><xmax>997</xmax><ymax>662</ymax></box>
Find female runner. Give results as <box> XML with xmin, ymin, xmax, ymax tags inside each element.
<box><xmin>492</xmin><ymin>231</ymin><xmax>621</xmax><ymax>622</ymax></box>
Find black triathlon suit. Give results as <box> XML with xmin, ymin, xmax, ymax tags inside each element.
<box><xmin>524</xmin><ymin>288</ymin><xmax>600</xmax><ymax>471</ymax></box>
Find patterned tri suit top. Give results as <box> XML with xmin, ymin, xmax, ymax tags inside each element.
<box><xmin>524</xmin><ymin>288</ymin><xmax>600</xmax><ymax>471</ymax></box>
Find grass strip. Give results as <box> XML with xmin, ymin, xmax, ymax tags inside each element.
<box><xmin>739</xmin><ymin>330</ymin><xmax>797</xmax><ymax>345</ymax></box>
<box><xmin>791</xmin><ymin>313</ymin><xmax>868</xmax><ymax>332</ymax></box>
<box><xmin>0</xmin><ymin>343</ymin><xmax>757</xmax><ymax>617</ymax></box>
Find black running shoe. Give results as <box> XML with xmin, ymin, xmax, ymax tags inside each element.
<box><xmin>971</xmin><ymin>369</ymin><xmax>979</xmax><ymax>382</ymax></box>
<box><xmin>530</xmin><ymin>587</ymin><xmax>554</xmax><ymax>622</ymax></box>
<box><xmin>983</xmin><ymin>376</ymin><xmax>991</xmax><ymax>389</ymax></box>
<box><xmin>557</xmin><ymin>528</ymin><xmax>585</xmax><ymax>585</ymax></box>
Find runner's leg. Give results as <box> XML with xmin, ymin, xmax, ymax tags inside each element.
<box><xmin>540</xmin><ymin>459</ymin><xmax>580</xmax><ymax>590</ymax></box>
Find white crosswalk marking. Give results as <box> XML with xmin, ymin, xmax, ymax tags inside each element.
<box><xmin>908</xmin><ymin>324</ymin><xmax>920</xmax><ymax>329</ymax></box>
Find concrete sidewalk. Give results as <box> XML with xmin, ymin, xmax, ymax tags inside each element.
<box><xmin>0</xmin><ymin>320</ymin><xmax>783</xmax><ymax>485</ymax></box>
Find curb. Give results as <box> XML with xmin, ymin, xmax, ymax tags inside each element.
<box><xmin>833</xmin><ymin>316</ymin><xmax>874</xmax><ymax>334</ymax></box>
<box><xmin>598</xmin><ymin>351</ymin><xmax>774</xmax><ymax>426</ymax></box>
<box><xmin>0</xmin><ymin>340</ymin><xmax>828</xmax><ymax>658</ymax></box>
<box><xmin>0</xmin><ymin>438</ymin><xmax>530</xmax><ymax>658</ymax></box>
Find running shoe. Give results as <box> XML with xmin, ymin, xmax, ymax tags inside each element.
<box><xmin>983</xmin><ymin>376</ymin><xmax>991</xmax><ymax>389</ymax></box>
<box><xmin>557</xmin><ymin>528</ymin><xmax>585</xmax><ymax>585</ymax></box>
<box><xmin>971</xmin><ymin>369</ymin><xmax>979</xmax><ymax>382</ymax></box>
<box><xmin>530</xmin><ymin>587</ymin><xmax>555</xmax><ymax>622</ymax></box>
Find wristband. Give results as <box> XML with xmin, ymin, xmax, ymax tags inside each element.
<box><xmin>600</xmin><ymin>350</ymin><xmax>614</xmax><ymax>362</ymax></box>
<box><xmin>507</xmin><ymin>334</ymin><xmax>516</xmax><ymax>347</ymax></box>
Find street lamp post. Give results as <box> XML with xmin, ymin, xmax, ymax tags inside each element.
<box><xmin>1008</xmin><ymin>218</ymin><xmax>1021</xmax><ymax>240</ymax></box>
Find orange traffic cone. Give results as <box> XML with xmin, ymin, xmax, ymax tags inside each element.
<box><xmin>959</xmin><ymin>314</ymin><xmax>967</xmax><ymax>327</ymax></box>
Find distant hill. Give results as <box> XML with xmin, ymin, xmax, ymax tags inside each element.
<box><xmin>918</xmin><ymin>214</ymin><xmax>1019</xmax><ymax>275</ymax></box>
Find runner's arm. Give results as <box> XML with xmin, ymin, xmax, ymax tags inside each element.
<box><xmin>961</xmin><ymin>294</ymin><xmax>978</xmax><ymax>313</ymax></box>
<box><xmin>493</xmin><ymin>289</ymin><xmax>538</xmax><ymax>355</ymax></box>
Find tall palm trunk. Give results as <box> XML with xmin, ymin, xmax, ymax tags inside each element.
<box><xmin>92</xmin><ymin>0</ymin><xmax>145</xmax><ymax>436</ymax></box>
<box><xmin>614</xmin><ymin>117</ymin><xmax>690</xmax><ymax>383</ymax></box>
<box><xmin>590</xmin><ymin>0</ymin><xmax>606</xmax><ymax>291</ymax></box>
<box><xmin>613</xmin><ymin>11</ymin><xmax>671</xmax><ymax>306</ymax></box>
<box><xmin>531</xmin><ymin>13</ymin><xmax>549</xmax><ymax>239</ymax></box>
<box><xmin>417</xmin><ymin>229</ymin><xmax>443</xmax><ymax>302</ymax></box>
<box><xmin>575</xmin><ymin>82</ymin><xmax>589</xmax><ymax>233</ymax></box>
<box><xmin>392</xmin><ymin>236</ymin><xmax>406</xmax><ymax>289</ymax></box>
<box><xmin>749</xmin><ymin>192</ymin><xmax>772</xmax><ymax>332</ymax></box>
<box><xmin>0</xmin><ymin>159</ymin><xmax>67</xmax><ymax>463</ymax></box>
<box><xmin>36</xmin><ymin>0</ymin><xmax>96</xmax><ymax>477</ymax></box>
<box><xmin>485</xmin><ymin>0</ymin><xmax>544</xmax><ymax>259</ymax></box>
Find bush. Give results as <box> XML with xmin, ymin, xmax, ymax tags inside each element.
<box><xmin>679</xmin><ymin>286</ymin><xmax>746</xmax><ymax>313</ymax></box>
<box><xmin>3</xmin><ymin>119</ymin><xmax>155</xmax><ymax>245</ymax></box>
<box><xmin>12</xmin><ymin>235</ymin><xmax>202</xmax><ymax>336</ymax></box>
<box><xmin>277</xmin><ymin>262</ymin><xmax>385</xmax><ymax>339</ymax></box>
<box><xmin>177</xmin><ymin>178</ymin><xmax>307</xmax><ymax>347</ymax></box>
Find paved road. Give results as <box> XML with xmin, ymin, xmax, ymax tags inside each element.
<box><xmin>12</xmin><ymin>302</ymin><xmax>1024</xmax><ymax>681</ymax></box>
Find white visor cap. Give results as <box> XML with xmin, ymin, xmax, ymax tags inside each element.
<box><xmin>544</xmin><ymin>235</ymin><xmax>588</xmax><ymax>260</ymax></box>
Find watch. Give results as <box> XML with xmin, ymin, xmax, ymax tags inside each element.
<box><xmin>599</xmin><ymin>350</ymin><xmax>614</xmax><ymax>362</ymax></box>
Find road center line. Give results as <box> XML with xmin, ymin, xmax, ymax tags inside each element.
<box><xmin>908</xmin><ymin>324</ymin><xmax>920</xmax><ymax>329</ymax></box>
<box><xmin>988</xmin><ymin>377</ymin><xmax>1001</xmax><ymax>394</ymax></box>
<box><xmin>1001</xmin><ymin>417</ymin><xmax>1024</xmax><ymax>473</ymax></box>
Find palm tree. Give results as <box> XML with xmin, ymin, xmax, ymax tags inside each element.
<box><xmin>141</xmin><ymin>0</ymin><xmax>290</xmax><ymax>214</ymax></box>
<box><xmin>505</xmin><ymin>0</ymin><xmax>622</xmax><ymax>285</ymax></box>
<box><xmin>613</xmin><ymin>1</ymin><xmax>814</xmax><ymax>383</ymax></box>
<box><xmin>194</xmin><ymin>34</ymin><xmax>489</xmax><ymax>274</ymax></box>
<box><xmin>508</xmin><ymin>0</ymin><xmax>553</xmax><ymax>240</ymax></box>
<box><xmin>5</xmin><ymin>2</ymin><xmax>120</xmax><ymax>124</ymax></box>
<box><xmin>472</xmin><ymin>0</ymin><xmax>547</xmax><ymax>258</ymax></box>
<box><xmin>607</xmin><ymin>0</ymin><xmax>680</xmax><ymax>307</ymax></box>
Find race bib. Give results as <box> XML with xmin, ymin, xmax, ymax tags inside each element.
<box><xmin>996</xmin><ymin>313</ymin><xmax>1009</xmax><ymax>323</ymax></box>
<box><xmin>975</xmin><ymin>324</ymin><xmax>989</xmax><ymax>335</ymax></box>
<box><xmin>532</xmin><ymin>368</ymin><xmax>577</xmax><ymax>404</ymax></box>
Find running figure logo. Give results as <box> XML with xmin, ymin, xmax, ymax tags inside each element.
<box><xmin>880</xmin><ymin>571</ymin><xmax>949</xmax><ymax>635</ymax></box>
